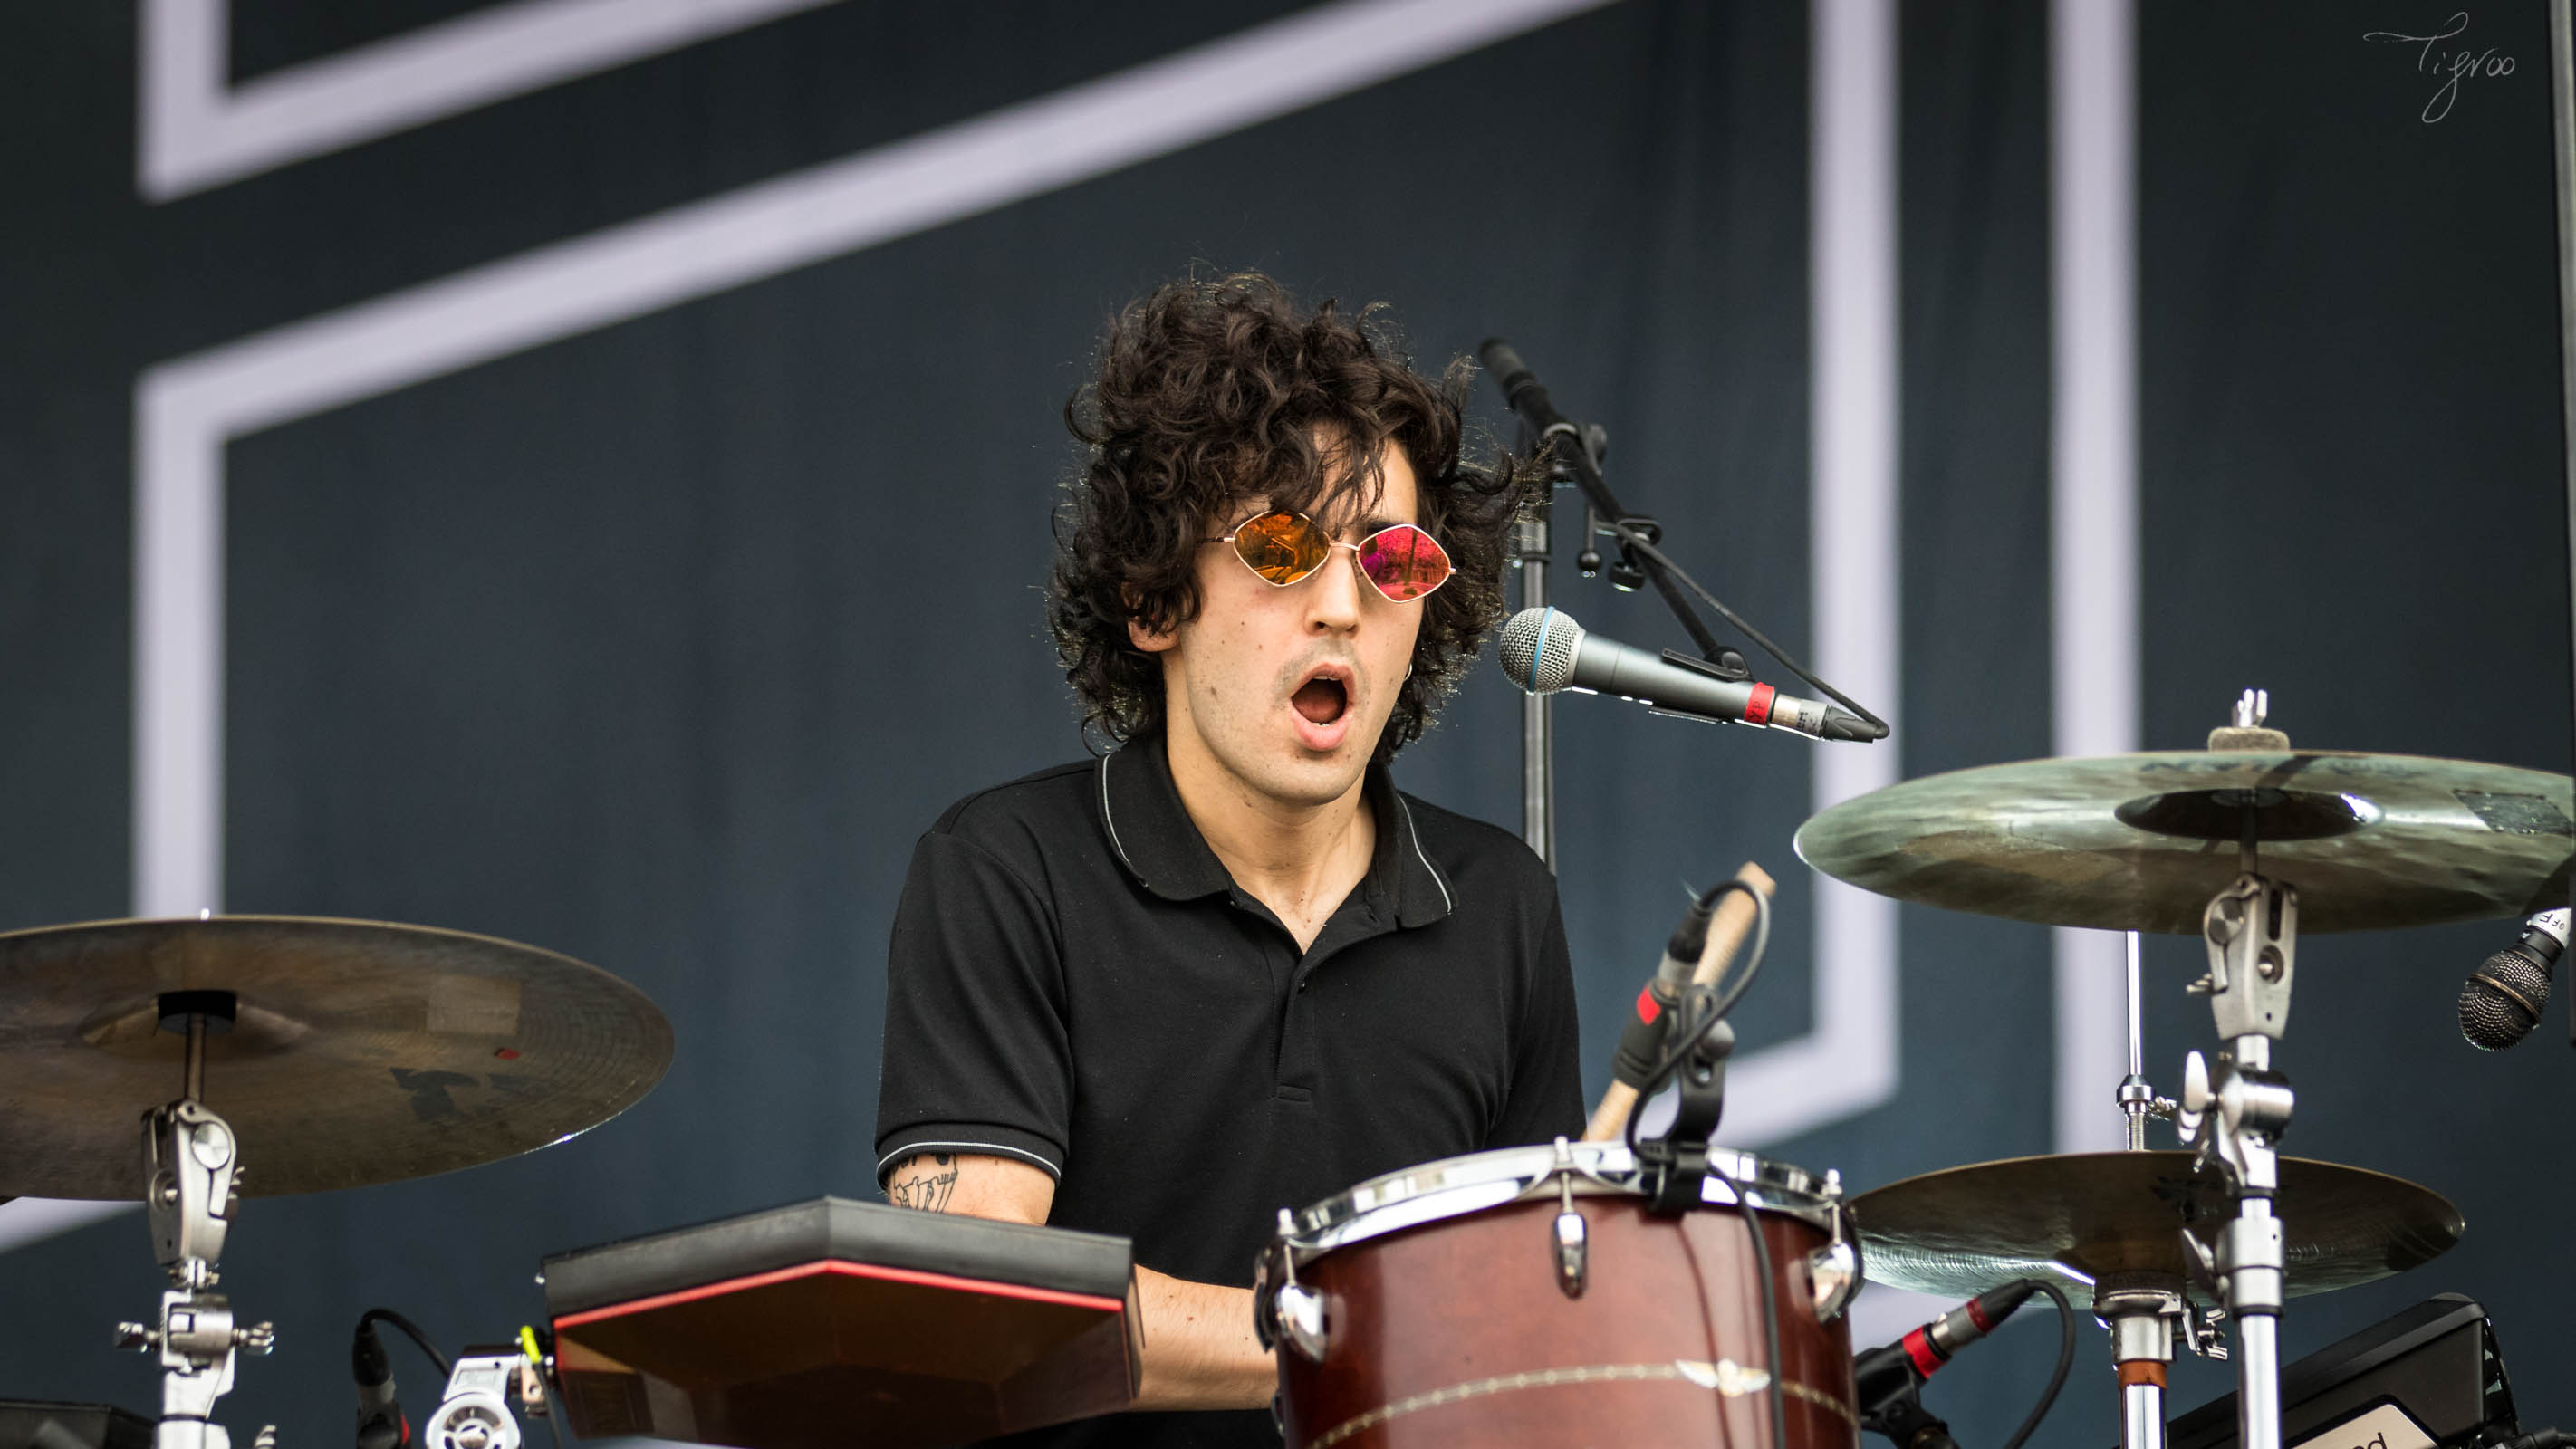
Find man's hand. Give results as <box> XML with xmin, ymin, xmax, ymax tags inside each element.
<box><xmin>882</xmin><ymin>1151</ymin><xmax>1274</xmax><ymax>1411</ymax></box>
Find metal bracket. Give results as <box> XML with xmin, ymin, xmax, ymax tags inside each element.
<box><xmin>145</xmin><ymin>1100</ymin><xmax>238</xmax><ymax>1278</ymax></box>
<box><xmin>1254</xmin><ymin>1211</ymin><xmax>1330</xmax><ymax>1364</ymax></box>
<box><xmin>1803</xmin><ymin>1169</ymin><xmax>1859</xmax><ymax>1324</ymax></box>
<box><xmin>423</xmin><ymin>1353</ymin><xmax>525</xmax><ymax>1449</ymax></box>
<box><xmin>2200</xmin><ymin>875</ymin><xmax>2297</xmax><ymax>1042</ymax></box>
<box><xmin>1549</xmin><ymin>1137</ymin><xmax>1588</xmax><ymax>1299</ymax></box>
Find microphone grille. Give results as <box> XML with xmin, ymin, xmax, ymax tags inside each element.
<box><xmin>2459</xmin><ymin>945</ymin><xmax>2551</xmax><ymax>1051</ymax></box>
<box><xmin>1497</xmin><ymin>608</ymin><xmax>1583</xmax><ymax>693</ymax></box>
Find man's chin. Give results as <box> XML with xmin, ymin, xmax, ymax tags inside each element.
<box><xmin>1264</xmin><ymin>741</ymin><xmax>1375</xmax><ymax>807</ymax></box>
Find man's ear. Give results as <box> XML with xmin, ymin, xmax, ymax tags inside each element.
<box><xmin>1125</xmin><ymin>589</ymin><xmax>1177</xmax><ymax>654</ymax></box>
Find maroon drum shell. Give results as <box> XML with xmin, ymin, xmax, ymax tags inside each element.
<box><xmin>1274</xmin><ymin>1193</ymin><xmax>1859</xmax><ymax>1448</ymax></box>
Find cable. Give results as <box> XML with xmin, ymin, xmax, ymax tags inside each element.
<box><xmin>1997</xmin><ymin>1278</ymin><xmax>2075</xmax><ymax>1449</ymax></box>
<box><xmin>1704</xmin><ymin>1159</ymin><xmax>1786</xmax><ymax>1449</ymax></box>
<box><xmin>359</xmin><ymin>1307</ymin><xmax>451</xmax><ymax>1380</ymax></box>
<box><xmin>1622</xmin><ymin>879</ymin><xmax>1773</xmax><ymax>1154</ymax></box>
<box><xmin>1606</xmin><ymin>519</ymin><xmax>1892</xmax><ymax>736</ymax></box>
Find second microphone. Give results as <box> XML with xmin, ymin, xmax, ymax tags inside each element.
<box><xmin>1497</xmin><ymin>607</ymin><xmax>1882</xmax><ymax>742</ymax></box>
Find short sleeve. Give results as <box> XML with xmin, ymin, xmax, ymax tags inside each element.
<box><xmin>873</xmin><ymin>828</ymin><xmax>1074</xmax><ymax>1185</ymax></box>
<box><xmin>1485</xmin><ymin>891</ymin><xmax>1585</xmax><ymax>1148</ymax></box>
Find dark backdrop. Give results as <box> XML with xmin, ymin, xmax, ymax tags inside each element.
<box><xmin>1</xmin><ymin>0</ymin><xmax>2569</xmax><ymax>1439</ymax></box>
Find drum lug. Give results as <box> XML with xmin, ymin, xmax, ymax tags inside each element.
<box><xmin>1270</xmin><ymin>1283</ymin><xmax>1330</xmax><ymax>1364</ymax></box>
<box><xmin>1256</xmin><ymin>1212</ymin><xmax>1330</xmax><ymax>1363</ymax></box>
<box><xmin>1806</xmin><ymin>1239</ymin><xmax>1859</xmax><ymax>1324</ymax></box>
<box><xmin>1549</xmin><ymin>1137</ymin><xmax>1589</xmax><ymax>1298</ymax></box>
<box><xmin>1806</xmin><ymin>1169</ymin><xmax>1860</xmax><ymax>1324</ymax></box>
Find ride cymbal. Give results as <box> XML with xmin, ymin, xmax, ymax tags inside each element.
<box><xmin>1853</xmin><ymin>1152</ymin><xmax>2461</xmax><ymax>1300</ymax></box>
<box><xmin>0</xmin><ymin>916</ymin><xmax>672</xmax><ymax>1199</ymax></box>
<box><xmin>1795</xmin><ymin>751</ymin><xmax>2573</xmax><ymax>934</ymax></box>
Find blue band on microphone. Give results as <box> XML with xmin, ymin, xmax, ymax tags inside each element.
<box><xmin>1528</xmin><ymin>607</ymin><xmax>1559</xmax><ymax>694</ymax></box>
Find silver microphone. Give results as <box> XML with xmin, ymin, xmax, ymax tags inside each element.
<box><xmin>2458</xmin><ymin>907</ymin><xmax>2570</xmax><ymax>1051</ymax></box>
<box><xmin>1496</xmin><ymin>607</ymin><xmax>1879</xmax><ymax>741</ymax></box>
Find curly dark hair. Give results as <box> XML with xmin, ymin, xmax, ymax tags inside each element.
<box><xmin>1048</xmin><ymin>273</ymin><xmax>1534</xmax><ymax>760</ymax></box>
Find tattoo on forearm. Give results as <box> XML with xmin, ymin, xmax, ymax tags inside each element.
<box><xmin>889</xmin><ymin>1152</ymin><xmax>958</xmax><ymax>1212</ymax></box>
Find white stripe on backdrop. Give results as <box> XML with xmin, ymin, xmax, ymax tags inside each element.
<box><xmin>2049</xmin><ymin>0</ymin><xmax>2142</xmax><ymax>1156</ymax></box>
<box><xmin>139</xmin><ymin>0</ymin><xmax>845</xmax><ymax>198</ymax></box>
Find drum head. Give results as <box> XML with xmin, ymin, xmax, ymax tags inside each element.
<box><xmin>1283</xmin><ymin>1140</ymin><xmax>1835</xmax><ymax>1257</ymax></box>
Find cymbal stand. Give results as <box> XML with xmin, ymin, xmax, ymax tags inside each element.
<box><xmin>2116</xmin><ymin>931</ymin><xmax>2174</xmax><ymax>1151</ymax></box>
<box><xmin>114</xmin><ymin>993</ymin><xmax>274</xmax><ymax>1449</ymax></box>
<box><xmin>2104</xmin><ymin>930</ymin><xmax>2188</xmax><ymax>1449</ymax></box>
<box><xmin>2174</xmin><ymin>866</ymin><xmax>2298</xmax><ymax>1449</ymax></box>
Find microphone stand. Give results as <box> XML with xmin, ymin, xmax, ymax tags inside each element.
<box><xmin>1516</xmin><ymin>447</ymin><xmax>1557</xmax><ymax>869</ymax></box>
<box><xmin>1486</xmin><ymin>349</ymin><xmax>1749</xmax><ymax>873</ymax></box>
<box><xmin>2551</xmin><ymin>0</ymin><xmax>2576</xmax><ymax>1049</ymax></box>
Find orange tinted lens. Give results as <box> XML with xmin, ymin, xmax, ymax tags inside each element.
<box><xmin>1357</xmin><ymin>525</ymin><xmax>1452</xmax><ymax>600</ymax></box>
<box><xmin>1233</xmin><ymin>512</ymin><xmax>1329</xmax><ymax>584</ymax></box>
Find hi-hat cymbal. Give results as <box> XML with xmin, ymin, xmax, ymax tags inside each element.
<box><xmin>1795</xmin><ymin>750</ymin><xmax>2573</xmax><ymax>933</ymax></box>
<box><xmin>0</xmin><ymin>916</ymin><xmax>673</xmax><ymax>1199</ymax></box>
<box><xmin>1854</xmin><ymin>1152</ymin><xmax>2462</xmax><ymax>1300</ymax></box>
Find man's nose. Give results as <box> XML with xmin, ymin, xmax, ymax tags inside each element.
<box><xmin>1306</xmin><ymin>545</ymin><xmax>1364</xmax><ymax>632</ymax></box>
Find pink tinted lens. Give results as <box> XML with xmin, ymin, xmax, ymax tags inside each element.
<box><xmin>1356</xmin><ymin>524</ymin><xmax>1452</xmax><ymax>600</ymax></box>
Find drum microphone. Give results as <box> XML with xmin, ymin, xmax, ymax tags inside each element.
<box><xmin>1606</xmin><ymin>893</ymin><xmax>1726</xmax><ymax>1091</ymax></box>
<box><xmin>352</xmin><ymin>1317</ymin><xmax>410</xmax><ymax>1449</ymax></box>
<box><xmin>1496</xmin><ymin>608</ymin><xmax>1883</xmax><ymax>741</ymax></box>
<box><xmin>1856</xmin><ymin>1279</ymin><xmax>2041</xmax><ymax>1448</ymax></box>
<box><xmin>2457</xmin><ymin>907</ymin><xmax>2569</xmax><ymax>1051</ymax></box>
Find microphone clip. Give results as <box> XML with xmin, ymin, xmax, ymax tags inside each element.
<box><xmin>1856</xmin><ymin>1364</ymin><xmax>1957</xmax><ymax>1449</ymax></box>
<box><xmin>1633</xmin><ymin>983</ymin><xmax>1735</xmax><ymax>1215</ymax></box>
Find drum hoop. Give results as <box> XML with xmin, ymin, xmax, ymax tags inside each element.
<box><xmin>1280</xmin><ymin>1141</ymin><xmax>1833</xmax><ymax>1258</ymax></box>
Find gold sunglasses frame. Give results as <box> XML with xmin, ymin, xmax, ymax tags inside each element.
<box><xmin>1208</xmin><ymin>510</ymin><xmax>1455</xmax><ymax>603</ymax></box>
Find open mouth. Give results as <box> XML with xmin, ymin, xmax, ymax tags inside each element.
<box><xmin>1291</xmin><ymin>673</ymin><xmax>1351</xmax><ymax>726</ymax></box>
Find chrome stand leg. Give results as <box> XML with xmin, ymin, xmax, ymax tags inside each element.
<box><xmin>2098</xmin><ymin>1278</ymin><xmax>2177</xmax><ymax>1449</ymax></box>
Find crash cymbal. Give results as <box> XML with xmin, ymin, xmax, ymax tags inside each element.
<box><xmin>1853</xmin><ymin>1152</ymin><xmax>2461</xmax><ymax>1300</ymax></box>
<box><xmin>0</xmin><ymin>916</ymin><xmax>672</xmax><ymax>1199</ymax></box>
<box><xmin>1794</xmin><ymin>750</ymin><xmax>2572</xmax><ymax>933</ymax></box>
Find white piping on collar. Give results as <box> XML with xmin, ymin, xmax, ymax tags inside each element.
<box><xmin>1394</xmin><ymin>794</ymin><xmax>1454</xmax><ymax>915</ymax></box>
<box><xmin>1098</xmin><ymin>753</ymin><xmax>1138</xmax><ymax>874</ymax></box>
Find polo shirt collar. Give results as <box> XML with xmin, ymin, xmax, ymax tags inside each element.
<box><xmin>1096</xmin><ymin>736</ymin><xmax>1455</xmax><ymax>927</ymax></box>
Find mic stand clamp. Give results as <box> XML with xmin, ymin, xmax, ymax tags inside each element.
<box><xmin>1856</xmin><ymin>1371</ymin><xmax>1960</xmax><ymax>1449</ymax></box>
<box><xmin>1633</xmin><ymin>984</ymin><xmax>1733</xmax><ymax>1215</ymax></box>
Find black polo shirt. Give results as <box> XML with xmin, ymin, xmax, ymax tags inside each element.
<box><xmin>874</xmin><ymin>735</ymin><xmax>1582</xmax><ymax>1448</ymax></box>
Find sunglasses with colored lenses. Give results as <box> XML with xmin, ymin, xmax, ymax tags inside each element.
<box><xmin>1213</xmin><ymin>511</ymin><xmax>1455</xmax><ymax>602</ymax></box>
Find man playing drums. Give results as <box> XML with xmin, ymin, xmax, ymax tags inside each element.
<box><xmin>875</xmin><ymin>273</ymin><xmax>1583</xmax><ymax>1444</ymax></box>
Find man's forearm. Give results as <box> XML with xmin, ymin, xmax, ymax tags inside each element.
<box><xmin>1130</xmin><ymin>1266</ymin><xmax>1274</xmax><ymax>1411</ymax></box>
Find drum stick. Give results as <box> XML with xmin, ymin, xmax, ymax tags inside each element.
<box><xmin>1581</xmin><ymin>860</ymin><xmax>1777</xmax><ymax>1143</ymax></box>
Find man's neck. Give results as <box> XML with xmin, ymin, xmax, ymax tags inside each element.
<box><xmin>1159</xmin><ymin>735</ymin><xmax>1376</xmax><ymax>953</ymax></box>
